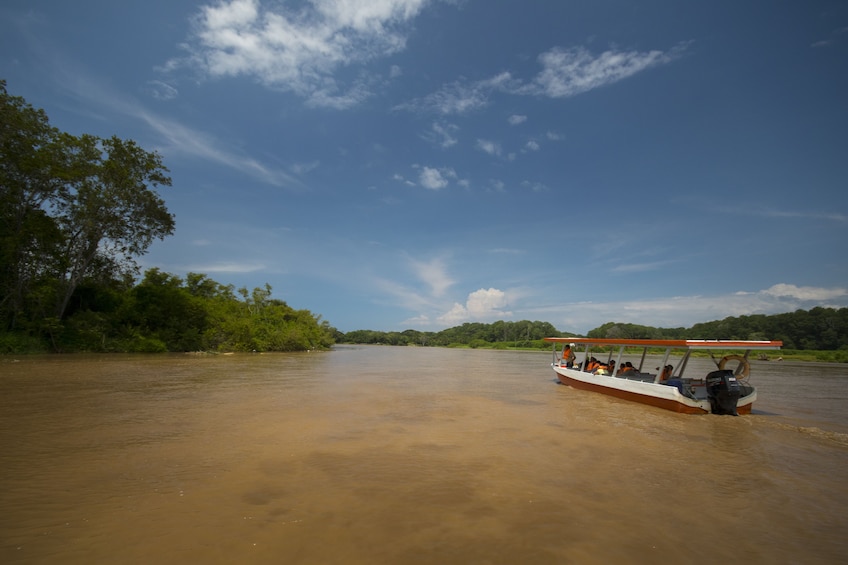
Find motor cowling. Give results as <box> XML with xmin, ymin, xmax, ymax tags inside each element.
<box><xmin>706</xmin><ymin>369</ymin><xmax>741</xmax><ymax>416</ymax></box>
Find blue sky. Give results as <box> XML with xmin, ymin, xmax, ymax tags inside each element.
<box><xmin>2</xmin><ymin>0</ymin><xmax>847</xmax><ymax>334</ymax></box>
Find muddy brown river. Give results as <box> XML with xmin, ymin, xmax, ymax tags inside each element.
<box><xmin>1</xmin><ymin>346</ymin><xmax>846</xmax><ymax>564</ymax></box>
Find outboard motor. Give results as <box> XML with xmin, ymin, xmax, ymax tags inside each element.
<box><xmin>706</xmin><ymin>370</ymin><xmax>741</xmax><ymax>416</ymax></box>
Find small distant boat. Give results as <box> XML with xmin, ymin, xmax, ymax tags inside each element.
<box><xmin>543</xmin><ymin>338</ymin><xmax>783</xmax><ymax>415</ymax></box>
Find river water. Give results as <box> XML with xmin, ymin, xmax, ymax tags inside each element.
<box><xmin>1</xmin><ymin>346</ymin><xmax>846</xmax><ymax>564</ymax></box>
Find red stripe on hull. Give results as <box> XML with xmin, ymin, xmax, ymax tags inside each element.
<box><xmin>557</xmin><ymin>374</ymin><xmax>710</xmax><ymax>415</ymax></box>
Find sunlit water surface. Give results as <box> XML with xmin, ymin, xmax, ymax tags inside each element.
<box><xmin>1</xmin><ymin>346</ymin><xmax>846</xmax><ymax>564</ymax></box>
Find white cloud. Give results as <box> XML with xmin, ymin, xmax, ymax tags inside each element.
<box><xmin>476</xmin><ymin>139</ymin><xmax>501</xmax><ymax>156</ymax></box>
<box><xmin>508</xmin><ymin>114</ymin><xmax>527</xmax><ymax>125</ymax></box>
<box><xmin>438</xmin><ymin>287</ymin><xmax>511</xmax><ymax>324</ymax></box>
<box><xmin>761</xmin><ymin>283</ymin><xmax>848</xmax><ymax>301</ymax></box>
<box><xmin>418</xmin><ymin>166</ymin><xmax>454</xmax><ymax>190</ymax></box>
<box><xmin>524</xmin><ymin>140</ymin><xmax>540</xmax><ymax>151</ymax></box>
<box><xmin>168</xmin><ymin>0</ymin><xmax>435</xmax><ymax>108</ymax></box>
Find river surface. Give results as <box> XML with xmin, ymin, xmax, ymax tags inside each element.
<box><xmin>1</xmin><ymin>346</ymin><xmax>846</xmax><ymax>564</ymax></box>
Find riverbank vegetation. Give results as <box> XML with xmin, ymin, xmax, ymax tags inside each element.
<box><xmin>336</xmin><ymin>308</ymin><xmax>848</xmax><ymax>363</ymax></box>
<box><xmin>1</xmin><ymin>80</ymin><xmax>333</xmax><ymax>353</ymax></box>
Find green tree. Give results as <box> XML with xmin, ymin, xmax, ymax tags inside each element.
<box><xmin>0</xmin><ymin>81</ymin><xmax>175</xmax><ymax>339</ymax></box>
<box><xmin>53</xmin><ymin>134</ymin><xmax>174</xmax><ymax>320</ymax></box>
<box><xmin>0</xmin><ymin>80</ymin><xmax>67</xmax><ymax>329</ymax></box>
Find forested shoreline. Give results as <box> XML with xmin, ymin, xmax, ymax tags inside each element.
<box><xmin>338</xmin><ymin>307</ymin><xmax>848</xmax><ymax>363</ymax></box>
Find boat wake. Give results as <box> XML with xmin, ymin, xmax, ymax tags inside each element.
<box><xmin>771</xmin><ymin>422</ymin><xmax>848</xmax><ymax>447</ymax></box>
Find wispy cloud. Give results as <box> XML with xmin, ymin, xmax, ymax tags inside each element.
<box><xmin>611</xmin><ymin>260</ymin><xmax>676</xmax><ymax>274</ymax></box>
<box><xmin>425</xmin><ymin>121</ymin><xmax>459</xmax><ymax>148</ymax></box>
<box><xmin>520</xmin><ymin>180</ymin><xmax>548</xmax><ymax>192</ymax></box>
<box><xmin>395</xmin><ymin>76</ymin><xmax>494</xmax><ymax>115</ymax></box>
<box><xmin>146</xmin><ymin>80</ymin><xmax>179</xmax><ymax>100</ymax></box>
<box><xmin>36</xmin><ymin>46</ymin><xmax>302</xmax><ymax>188</ymax></box>
<box><xmin>370</xmin><ymin>254</ymin><xmax>457</xmax><ymax>315</ymax></box>
<box><xmin>811</xmin><ymin>25</ymin><xmax>848</xmax><ymax>48</ymax></box>
<box><xmin>756</xmin><ymin>208</ymin><xmax>847</xmax><ymax>223</ymax></box>
<box><xmin>138</xmin><ymin>110</ymin><xmax>302</xmax><ymax>188</ymax></box>
<box><xmin>182</xmin><ymin>261</ymin><xmax>267</xmax><ymax>273</ymax></box>
<box><xmin>519</xmin><ymin>44</ymin><xmax>686</xmax><ymax>98</ymax></box>
<box><xmin>166</xmin><ymin>0</ymin><xmax>435</xmax><ymax>109</ymax></box>
<box><xmin>508</xmin><ymin>114</ymin><xmax>527</xmax><ymax>125</ymax></box>
<box><xmin>409</xmin><ymin>256</ymin><xmax>455</xmax><ymax>297</ymax></box>
<box><xmin>476</xmin><ymin>138</ymin><xmax>502</xmax><ymax>156</ymax></box>
<box><xmin>399</xmin><ymin>43</ymin><xmax>687</xmax><ymax>115</ymax></box>
<box><xmin>709</xmin><ymin>204</ymin><xmax>847</xmax><ymax>223</ymax></box>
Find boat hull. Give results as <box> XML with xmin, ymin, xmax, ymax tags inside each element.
<box><xmin>552</xmin><ymin>365</ymin><xmax>755</xmax><ymax>415</ymax></box>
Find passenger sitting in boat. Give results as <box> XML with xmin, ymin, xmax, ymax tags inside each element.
<box><xmin>618</xmin><ymin>362</ymin><xmax>636</xmax><ymax>374</ymax></box>
<box><xmin>659</xmin><ymin>364</ymin><xmax>674</xmax><ymax>382</ymax></box>
<box><xmin>585</xmin><ymin>357</ymin><xmax>600</xmax><ymax>372</ymax></box>
<box><xmin>593</xmin><ymin>360</ymin><xmax>614</xmax><ymax>375</ymax></box>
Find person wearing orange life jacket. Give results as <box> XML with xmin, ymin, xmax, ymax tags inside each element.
<box><xmin>560</xmin><ymin>343</ymin><xmax>576</xmax><ymax>368</ymax></box>
<box><xmin>660</xmin><ymin>364</ymin><xmax>674</xmax><ymax>382</ymax></box>
<box><xmin>618</xmin><ymin>362</ymin><xmax>636</xmax><ymax>374</ymax></box>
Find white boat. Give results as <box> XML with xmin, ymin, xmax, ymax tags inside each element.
<box><xmin>543</xmin><ymin>337</ymin><xmax>783</xmax><ymax>415</ymax></box>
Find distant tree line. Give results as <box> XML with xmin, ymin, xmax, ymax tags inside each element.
<box><xmin>587</xmin><ymin>307</ymin><xmax>848</xmax><ymax>351</ymax></box>
<box><xmin>339</xmin><ymin>307</ymin><xmax>848</xmax><ymax>352</ymax></box>
<box><xmin>0</xmin><ymin>80</ymin><xmax>333</xmax><ymax>353</ymax></box>
<box><xmin>339</xmin><ymin>320</ymin><xmax>561</xmax><ymax>349</ymax></box>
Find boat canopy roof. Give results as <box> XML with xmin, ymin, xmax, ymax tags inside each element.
<box><xmin>543</xmin><ymin>337</ymin><xmax>782</xmax><ymax>350</ymax></box>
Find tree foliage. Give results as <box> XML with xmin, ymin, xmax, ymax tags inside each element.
<box><xmin>0</xmin><ymin>80</ymin><xmax>174</xmax><ymax>334</ymax></box>
<box><xmin>338</xmin><ymin>320</ymin><xmax>562</xmax><ymax>349</ymax></box>
<box><xmin>0</xmin><ymin>267</ymin><xmax>336</xmax><ymax>353</ymax></box>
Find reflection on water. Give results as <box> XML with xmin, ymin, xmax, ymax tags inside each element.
<box><xmin>1</xmin><ymin>347</ymin><xmax>847</xmax><ymax>564</ymax></box>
